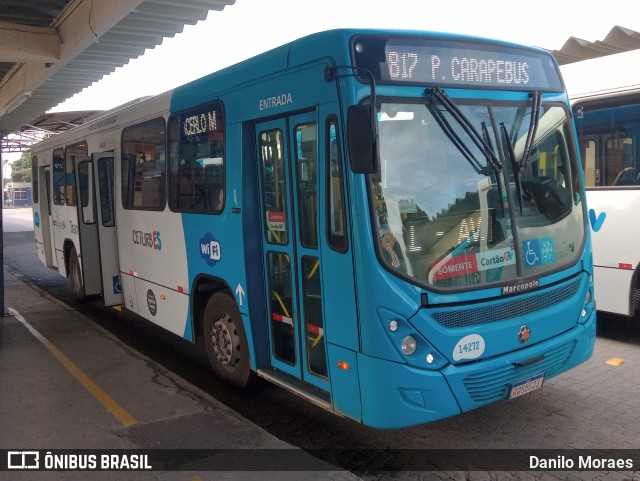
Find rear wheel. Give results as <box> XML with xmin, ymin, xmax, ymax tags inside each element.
<box><xmin>203</xmin><ymin>292</ymin><xmax>254</xmax><ymax>388</ymax></box>
<box><xmin>68</xmin><ymin>247</ymin><xmax>85</xmax><ymax>301</ymax></box>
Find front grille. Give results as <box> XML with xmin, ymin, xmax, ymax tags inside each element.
<box><xmin>463</xmin><ymin>339</ymin><xmax>576</xmax><ymax>402</ymax></box>
<box><xmin>431</xmin><ymin>278</ymin><xmax>582</xmax><ymax>329</ymax></box>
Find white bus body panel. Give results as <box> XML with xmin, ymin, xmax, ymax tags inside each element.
<box><xmin>592</xmin><ymin>266</ymin><xmax>634</xmax><ymax>316</ymax></box>
<box><xmin>115</xmin><ymin>205</ymin><xmax>191</xmax><ymax>335</ymax></box>
<box><xmin>51</xmin><ymin>207</ymin><xmax>78</xmax><ymax>279</ymax></box>
<box><xmin>587</xmin><ymin>189</ymin><xmax>640</xmax><ymax>315</ymax></box>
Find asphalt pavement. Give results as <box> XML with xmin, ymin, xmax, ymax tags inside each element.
<box><xmin>1</xmin><ymin>208</ymin><xmax>360</xmax><ymax>481</ymax></box>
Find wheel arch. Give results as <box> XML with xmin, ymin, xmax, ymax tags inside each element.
<box><xmin>631</xmin><ymin>263</ymin><xmax>640</xmax><ymax>315</ymax></box>
<box><xmin>190</xmin><ymin>274</ymin><xmax>234</xmax><ymax>342</ymax></box>
<box><xmin>63</xmin><ymin>239</ymin><xmax>77</xmax><ymax>278</ymax></box>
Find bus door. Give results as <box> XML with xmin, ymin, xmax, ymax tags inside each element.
<box><xmin>91</xmin><ymin>153</ymin><xmax>123</xmax><ymax>306</ymax></box>
<box><xmin>256</xmin><ymin>113</ymin><xmax>329</xmax><ymax>391</ymax></box>
<box><xmin>74</xmin><ymin>157</ymin><xmax>102</xmax><ymax>297</ymax></box>
<box><xmin>41</xmin><ymin>166</ymin><xmax>57</xmax><ymax>268</ymax></box>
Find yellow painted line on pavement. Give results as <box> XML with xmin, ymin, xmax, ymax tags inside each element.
<box><xmin>8</xmin><ymin>307</ymin><xmax>138</xmax><ymax>427</ymax></box>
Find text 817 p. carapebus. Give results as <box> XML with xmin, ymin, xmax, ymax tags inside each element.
<box><xmin>31</xmin><ymin>29</ymin><xmax>595</xmax><ymax>429</ymax></box>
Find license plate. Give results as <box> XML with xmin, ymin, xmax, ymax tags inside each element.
<box><xmin>509</xmin><ymin>372</ymin><xmax>545</xmax><ymax>400</ymax></box>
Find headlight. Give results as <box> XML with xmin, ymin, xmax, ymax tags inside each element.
<box><xmin>401</xmin><ymin>335</ymin><xmax>417</xmax><ymax>356</ymax></box>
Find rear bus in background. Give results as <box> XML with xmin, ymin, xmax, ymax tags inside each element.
<box><xmin>573</xmin><ymin>86</ymin><xmax>640</xmax><ymax>317</ymax></box>
<box><xmin>31</xmin><ymin>29</ymin><xmax>595</xmax><ymax>428</ymax></box>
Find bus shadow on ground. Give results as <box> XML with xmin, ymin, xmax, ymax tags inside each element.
<box><xmin>596</xmin><ymin>311</ymin><xmax>640</xmax><ymax>344</ymax></box>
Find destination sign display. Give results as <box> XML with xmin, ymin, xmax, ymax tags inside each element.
<box><xmin>178</xmin><ymin>101</ymin><xmax>224</xmax><ymax>144</ymax></box>
<box><xmin>352</xmin><ymin>36</ymin><xmax>563</xmax><ymax>91</ymax></box>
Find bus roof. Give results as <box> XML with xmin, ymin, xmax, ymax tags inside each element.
<box><xmin>32</xmin><ymin>28</ymin><xmax>562</xmax><ymax>152</ymax></box>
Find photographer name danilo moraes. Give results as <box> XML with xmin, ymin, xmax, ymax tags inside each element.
<box><xmin>530</xmin><ymin>455</ymin><xmax>634</xmax><ymax>470</ymax></box>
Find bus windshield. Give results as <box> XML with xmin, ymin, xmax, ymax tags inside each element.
<box><xmin>372</xmin><ymin>99</ymin><xmax>585</xmax><ymax>290</ymax></box>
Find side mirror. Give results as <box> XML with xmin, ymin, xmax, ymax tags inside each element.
<box><xmin>347</xmin><ymin>105</ymin><xmax>379</xmax><ymax>174</ymax></box>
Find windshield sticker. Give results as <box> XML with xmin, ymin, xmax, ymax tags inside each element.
<box><xmin>267</xmin><ymin>211</ymin><xmax>286</xmax><ymax>232</ymax></box>
<box><xmin>476</xmin><ymin>248</ymin><xmax>515</xmax><ymax>271</ymax></box>
<box><xmin>431</xmin><ymin>254</ymin><xmax>478</xmax><ymax>281</ymax></box>
<box><xmin>555</xmin><ymin>241</ymin><xmax>576</xmax><ymax>260</ymax></box>
<box><xmin>523</xmin><ymin>238</ymin><xmax>556</xmax><ymax>268</ymax></box>
<box><xmin>430</xmin><ymin>247</ymin><xmax>515</xmax><ymax>282</ymax></box>
<box><xmin>485</xmin><ymin>267</ymin><xmax>503</xmax><ymax>282</ymax></box>
<box><xmin>453</xmin><ymin>334</ymin><xmax>485</xmax><ymax>361</ymax></box>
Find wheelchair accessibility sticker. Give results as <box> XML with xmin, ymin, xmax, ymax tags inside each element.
<box><xmin>112</xmin><ymin>275</ymin><xmax>122</xmax><ymax>294</ymax></box>
<box><xmin>523</xmin><ymin>238</ymin><xmax>556</xmax><ymax>268</ymax></box>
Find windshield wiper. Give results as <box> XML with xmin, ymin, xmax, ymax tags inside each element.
<box><xmin>519</xmin><ymin>91</ymin><xmax>542</xmax><ymax>170</ymax></box>
<box><xmin>428</xmin><ymin>87</ymin><xmax>503</xmax><ymax>172</ymax></box>
<box><xmin>482</xmin><ymin>121</ymin><xmax>506</xmax><ymax>217</ymax></box>
<box><xmin>501</xmin><ymin>122</ymin><xmax>523</xmax><ymax>215</ymax></box>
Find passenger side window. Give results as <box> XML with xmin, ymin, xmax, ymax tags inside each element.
<box><xmin>53</xmin><ymin>148</ymin><xmax>65</xmax><ymax>206</ymax></box>
<box><xmin>32</xmin><ymin>156</ymin><xmax>39</xmax><ymax>204</ymax></box>
<box><xmin>606</xmin><ymin>135</ymin><xmax>636</xmax><ymax>186</ymax></box>
<box><xmin>168</xmin><ymin>101</ymin><xmax>225</xmax><ymax>213</ymax></box>
<box><xmin>66</xmin><ymin>141</ymin><xmax>88</xmax><ymax>207</ymax></box>
<box><xmin>97</xmin><ymin>157</ymin><xmax>115</xmax><ymax>227</ymax></box>
<box><xmin>121</xmin><ymin>118</ymin><xmax>166</xmax><ymax>210</ymax></box>
<box><xmin>326</xmin><ymin>118</ymin><xmax>348</xmax><ymax>252</ymax></box>
<box><xmin>294</xmin><ymin>122</ymin><xmax>318</xmax><ymax>248</ymax></box>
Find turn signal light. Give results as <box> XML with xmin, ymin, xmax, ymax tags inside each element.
<box><xmin>337</xmin><ymin>361</ymin><xmax>351</xmax><ymax>370</ymax></box>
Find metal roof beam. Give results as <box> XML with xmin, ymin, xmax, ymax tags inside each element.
<box><xmin>0</xmin><ymin>0</ymin><xmax>146</xmax><ymax>123</ymax></box>
<box><xmin>0</xmin><ymin>22</ymin><xmax>60</xmax><ymax>62</ymax></box>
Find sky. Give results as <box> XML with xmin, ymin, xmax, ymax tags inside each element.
<box><xmin>4</xmin><ymin>0</ymin><xmax>640</xmax><ymax>167</ymax></box>
<box><xmin>49</xmin><ymin>0</ymin><xmax>640</xmax><ymax>112</ymax></box>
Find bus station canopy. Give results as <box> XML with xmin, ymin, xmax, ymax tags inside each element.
<box><xmin>0</xmin><ymin>0</ymin><xmax>234</xmax><ymax>146</ymax></box>
<box><xmin>551</xmin><ymin>25</ymin><xmax>640</xmax><ymax>66</ymax></box>
<box><xmin>2</xmin><ymin>110</ymin><xmax>102</xmax><ymax>153</ymax></box>
<box><xmin>1</xmin><ymin>2</ymin><xmax>640</xmax><ymax>153</ymax></box>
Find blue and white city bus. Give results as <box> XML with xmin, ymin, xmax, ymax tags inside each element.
<box><xmin>31</xmin><ymin>29</ymin><xmax>595</xmax><ymax>428</ymax></box>
<box><xmin>573</xmin><ymin>85</ymin><xmax>640</xmax><ymax>317</ymax></box>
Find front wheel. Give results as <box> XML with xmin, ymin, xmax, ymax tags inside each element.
<box><xmin>68</xmin><ymin>247</ymin><xmax>85</xmax><ymax>301</ymax></box>
<box><xmin>203</xmin><ymin>292</ymin><xmax>254</xmax><ymax>388</ymax></box>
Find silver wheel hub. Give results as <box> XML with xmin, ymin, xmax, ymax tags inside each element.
<box><xmin>211</xmin><ymin>314</ymin><xmax>237</xmax><ymax>367</ymax></box>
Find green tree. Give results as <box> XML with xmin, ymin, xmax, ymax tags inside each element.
<box><xmin>3</xmin><ymin>158</ymin><xmax>10</xmax><ymax>187</ymax></box>
<box><xmin>11</xmin><ymin>151</ymin><xmax>32</xmax><ymax>182</ymax></box>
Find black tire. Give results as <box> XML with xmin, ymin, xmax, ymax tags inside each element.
<box><xmin>68</xmin><ymin>246</ymin><xmax>85</xmax><ymax>301</ymax></box>
<box><xmin>203</xmin><ymin>292</ymin><xmax>254</xmax><ymax>388</ymax></box>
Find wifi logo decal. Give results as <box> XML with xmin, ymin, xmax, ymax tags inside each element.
<box><xmin>199</xmin><ymin>232</ymin><xmax>221</xmax><ymax>267</ymax></box>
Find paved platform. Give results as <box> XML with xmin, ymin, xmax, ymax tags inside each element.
<box><xmin>0</xmin><ymin>265</ymin><xmax>359</xmax><ymax>481</ymax></box>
